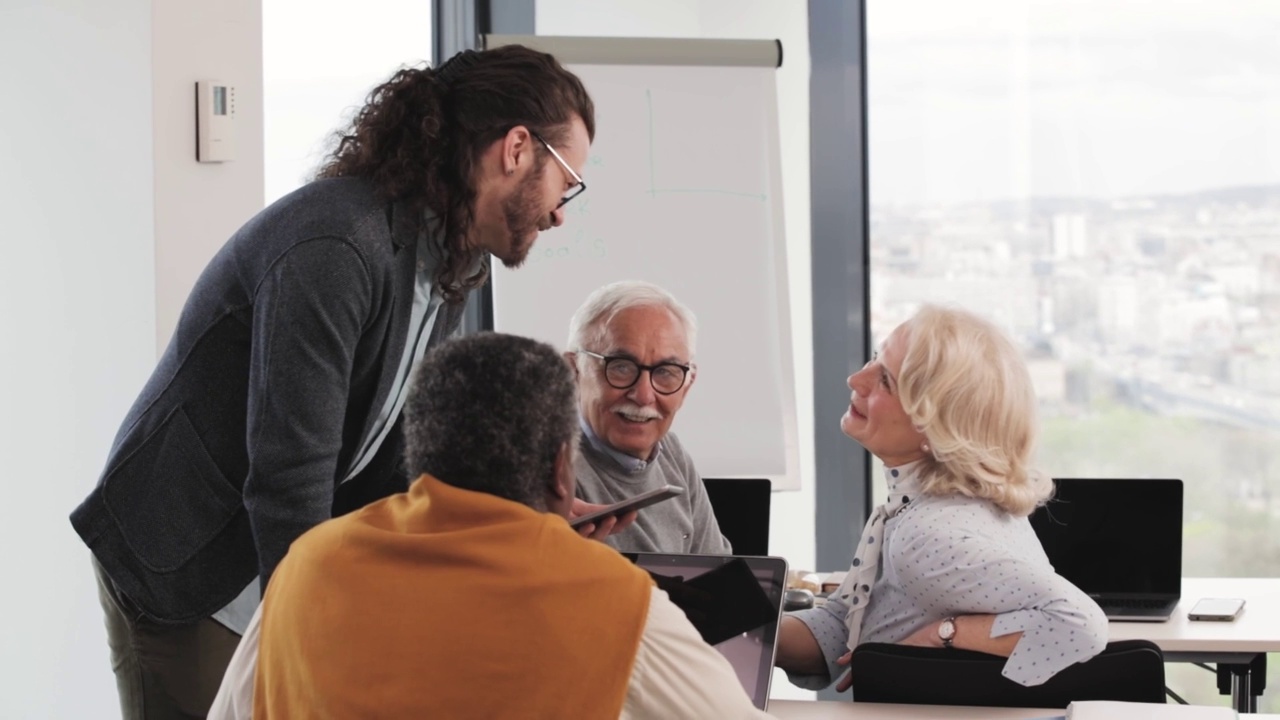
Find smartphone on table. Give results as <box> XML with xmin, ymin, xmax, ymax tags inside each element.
<box><xmin>1188</xmin><ymin>597</ymin><xmax>1245</xmax><ymax>621</ymax></box>
<box><xmin>569</xmin><ymin>485</ymin><xmax>685</xmax><ymax>530</ymax></box>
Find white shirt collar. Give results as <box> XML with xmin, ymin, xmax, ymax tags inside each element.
<box><xmin>883</xmin><ymin>459</ymin><xmax>926</xmax><ymax>495</ymax></box>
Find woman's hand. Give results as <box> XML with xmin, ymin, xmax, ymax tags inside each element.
<box><xmin>897</xmin><ymin>615</ymin><xmax>1021</xmax><ymax>657</ymax></box>
<box><xmin>834</xmin><ymin>651</ymin><xmax>854</xmax><ymax>692</ymax></box>
<box><xmin>570</xmin><ymin>498</ymin><xmax>638</xmax><ymax>541</ymax></box>
<box><xmin>900</xmin><ymin>620</ymin><xmax>943</xmax><ymax>648</ymax></box>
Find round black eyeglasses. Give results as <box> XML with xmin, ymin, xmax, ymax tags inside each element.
<box><xmin>577</xmin><ymin>350</ymin><xmax>692</xmax><ymax>395</ymax></box>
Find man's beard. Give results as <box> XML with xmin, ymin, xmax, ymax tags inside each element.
<box><xmin>498</xmin><ymin>164</ymin><xmax>548</xmax><ymax>269</ymax></box>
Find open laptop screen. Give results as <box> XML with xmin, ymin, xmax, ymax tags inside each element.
<box><xmin>702</xmin><ymin>478</ymin><xmax>771</xmax><ymax>556</ymax></box>
<box><xmin>623</xmin><ymin>552</ymin><xmax>787</xmax><ymax>710</ymax></box>
<box><xmin>1029</xmin><ymin>478</ymin><xmax>1183</xmax><ymax>597</ymax></box>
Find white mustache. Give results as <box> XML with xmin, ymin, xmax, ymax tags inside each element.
<box><xmin>612</xmin><ymin>402</ymin><xmax>663</xmax><ymax>421</ymax></box>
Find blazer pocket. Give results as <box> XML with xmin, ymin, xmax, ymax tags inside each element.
<box><xmin>103</xmin><ymin>405</ymin><xmax>243</xmax><ymax>573</ymax></box>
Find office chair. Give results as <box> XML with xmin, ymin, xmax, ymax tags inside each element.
<box><xmin>702</xmin><ymin>478</ymin><xmax>771</xmax><ymax>556</ymax></box>
<box><xmin>850</xmin><ymin>640</ymin><xmax>1166</xmax><ymax>708</ymax></box>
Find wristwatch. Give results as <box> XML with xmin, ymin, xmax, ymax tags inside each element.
<box><xmin>938</xmin><ymin>617</ymin><xmax>957</xmax><ymax>649</ymax></box>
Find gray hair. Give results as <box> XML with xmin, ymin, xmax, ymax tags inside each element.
<box><xmin>402</xmin><ymin>332</ymin><xmax>578</xmax><ymax>510</ymax></box>
<box><xmin>566</xmin><ymin>280</ymin><xmax>698</xmax><ymax>356</ymax></box>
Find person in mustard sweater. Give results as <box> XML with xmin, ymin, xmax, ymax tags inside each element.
<box><xmin>208</xmin><ymin>332</ymin><xmax>774</xmax><ymax>719</ymax></box>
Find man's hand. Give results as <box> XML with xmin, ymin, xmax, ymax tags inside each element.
<box><xmin>570</xmin><ymin>498</ymin><xmax>638</xmax><ymax>541</ymax></box>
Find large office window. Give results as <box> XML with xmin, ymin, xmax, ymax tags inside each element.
<box><xmin>867</xmin><ymin>0</ymin><xmax>1280</xmax><ymax>708</ymax></box>
<box><xmin>263</xmin><ymin>0</ymin><xmax>433</xmax><ymax>205</ymax></box>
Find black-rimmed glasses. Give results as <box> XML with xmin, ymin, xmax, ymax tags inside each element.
<box><xmin>577</xmin><ymin>350</ymin><xmax>692</xmax><ymax>395</ymax></box>
<box><xmin>531</xmin><ymin>131</ymin><xmax>587</xmax><ymax>209</ymax></box>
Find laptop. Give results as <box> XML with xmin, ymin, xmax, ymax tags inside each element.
<box><xmin>1029</xmin><ymin>478</ymin><xmax>1183</xmax><ymax>622</ymax></box>
<box><xmin>624</xmin><ymin>552</ymin><xmax>788</xmax><ymax>711</ymax></box>
<box><xmin>702</xmin><ymin>478</ymin><xmax>772</xmax><ymax>556</ymax></box>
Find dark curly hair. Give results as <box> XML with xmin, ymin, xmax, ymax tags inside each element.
<box><xmin>317</xmin><ymin>45</ymin><xmax>595</xmax><ymax>303</ymax></box>
<box><xmin>402</xmin><ymin>332</ymin><xmax>579</xmax><ymax>511</ymax></box>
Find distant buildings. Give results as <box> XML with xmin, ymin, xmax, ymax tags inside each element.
<box><xmin>870</xmin><ymin>185</ymin><xmax>1280</xmax><ymax>427</ymax></box>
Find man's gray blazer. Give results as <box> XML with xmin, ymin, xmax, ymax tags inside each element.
<box><xmin>71</xmin><ymin>177</ymin><xmax>466</xmax><ymax>624</ymax></box>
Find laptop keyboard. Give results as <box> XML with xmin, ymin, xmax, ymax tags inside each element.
<box><xmin>1100</xmin><ymin>598</ymin><xmax>1172</xmax><ymax>610</ymax></box>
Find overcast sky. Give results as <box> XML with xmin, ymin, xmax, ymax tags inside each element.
<box><xmin>866</xmin><ymin>0</ymin><xmax>1280</xmax><ymax>206</ymax></box>
<box><xmin>260</xmin><ymin>1</ymin><xmax>1278</xmax><ymax>208</ymax></box>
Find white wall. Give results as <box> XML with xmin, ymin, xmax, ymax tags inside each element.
<box><xmin>0</xmin><ymin>1</ymin><xmax>263</xmax><ymax>716</ymax></box>
<box><xmin>153</xmin><ymin>0</ymin><xmax>265</xmax><ymax>347</ymax></box>
<box><xmin>0</xmin><ymin>2</ymin><xmax>156</xmax><ymax>717</ymax></box>
<box><xmin>534</xmin><ymin>0</ymin><xmax>816</xmax><ymax>700</ymax></box>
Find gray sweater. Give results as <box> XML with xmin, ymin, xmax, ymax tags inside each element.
<box><xmin>574</xmin><ymin>430</ymin><xmax>731</xmax><ymax>554</ymax></box>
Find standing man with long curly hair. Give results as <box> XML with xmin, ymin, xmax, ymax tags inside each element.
<box><xmin>70</xmin><ymin>45</ymin><xmax>606</xmax><ymax>720</ymax></box>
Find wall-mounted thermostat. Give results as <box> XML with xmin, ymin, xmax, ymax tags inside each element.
<box><xmin>196</xmin><ymin>80</ymin><xmax>236</xmax><ymax>163</ymax></box>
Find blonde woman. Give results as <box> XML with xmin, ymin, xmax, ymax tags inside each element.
<box><xmin>776</xmin><ymin>305</ymin><xmax>1106</xmax><ymax>690</ymax></box>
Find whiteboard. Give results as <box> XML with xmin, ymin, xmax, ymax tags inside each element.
<box><xmin>487</xmin><ymin>39</ymin><xmax>800</xmax><ymax>490</ymax></box>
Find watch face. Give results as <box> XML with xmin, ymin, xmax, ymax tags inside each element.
<box><xmin>939</xmin><ymin>619</ymin><xmax>957</xmax><ymax>640</ymax></box>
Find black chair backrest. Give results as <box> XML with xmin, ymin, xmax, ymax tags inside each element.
<box><xmin>850</xmin><ymin>640</ymin><xmax>1166</xmax><ymax>708</ymax></box>
<box><xmin>702</xmin><ymin>478</ymin><xmax>771</xmax><ymax>556</ymax></box>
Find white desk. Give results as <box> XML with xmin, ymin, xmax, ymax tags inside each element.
<box><xmin>768</xmin><ymin>700</ymin><xmax>1280</xmax><ymax>719</ymax></box>
<box><xmin>769</xmin><ymin>701</ymin><xmax>1060</xmax><ymax>718</ymax></box>
<box><xmin>804</xmin><ymin>576</ymin><xmax>1280</xmax><ymax>713</ymax></box>
<box><xmin>1110</xmin><ymin>579</ymin><xmax>1280</xmax><ymax>654</ymax></box>
<box><xmin>1109</xmin><ymin>578</ymin><xmax>1280</xmax><ymax>713</ymax></box>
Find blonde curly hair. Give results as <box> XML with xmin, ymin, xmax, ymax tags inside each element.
<box><xmin>895</xmin><ymin>305</ymin><xmax>1052</xmax><ymax>516</ymax></box>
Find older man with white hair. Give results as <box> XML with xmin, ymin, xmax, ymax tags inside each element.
<box><xmin>565</xmin><ymin>280</ymin><xmax>731</xmax><ymax>554</ymax></box>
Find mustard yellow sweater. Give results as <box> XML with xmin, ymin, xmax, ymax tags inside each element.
<box><xmin>254</xmin><ymin>474</ymin><xmax>653</xmax><ymax>719</ymax></box>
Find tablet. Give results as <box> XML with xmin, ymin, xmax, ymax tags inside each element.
<box><xmin>568</xmin><ymin>484</ymin><xmax>685</xmax><ymax>530</ymax></box>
